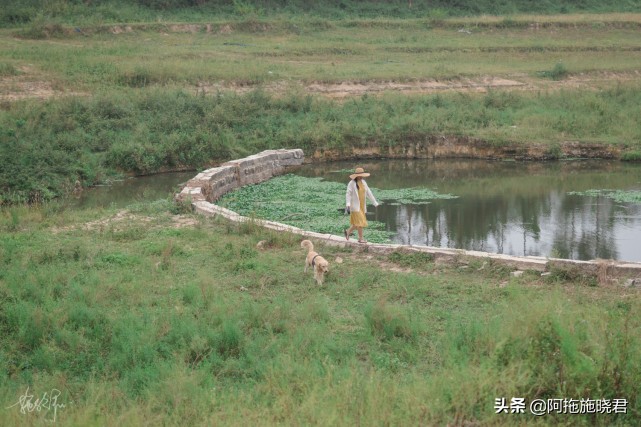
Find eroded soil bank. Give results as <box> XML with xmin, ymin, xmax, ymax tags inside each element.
<box><xmin>310</xmin><ymin>137</ymin><xmax>623</xmax><ymax>162</ymax></box>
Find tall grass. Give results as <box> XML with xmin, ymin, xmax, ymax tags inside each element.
<box><xmin>3</xmin><ymin>0</ymin><xmax>641</xmax><ymax>27</ymax></box>
<box><xmin>4</xmin><ymin>17</ymin><xmax>641</xmax><ymax>85</ymax></box>
<box><xmin>3</xmin><ymin>10</ymin><xmax>641</xmax><ymax>203</ymax></box>
<box><xmin>0</xmin><ymin>62</ymin><xmax>20</xmax><ymax>77</ymax></box>
<box><xmin>0</xmin><ymin>201</ymin><xmax>640</xmax><ymax>424</ymax></box>
<box><xmin>3</xmin><ymin>86</ymin><xmax>641</xmax><ymax>202</ymax></box>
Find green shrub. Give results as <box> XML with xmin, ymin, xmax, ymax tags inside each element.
<box><xmin>540</xmin><ymin>62</ymin><xmax>569</xmax><ymax>80</ymax></box>
<box><xmin>545</xmin><ymin>142</ymin><xmax>563</xmax><ymax>160</ymax></box>
<box><xmin>217</xmin><ymin>320</ymin><xmax>244</xmax><ymax>358</ymax></box>
<box><xmin>117</xmin><ymin>67</ymin><xmax>163</xmax><ymax>88</ymax></box>
<box><xmin>16</xmin><ymin>14</ymin><xmax>67</xmax><ymax>39</ymax></box>
<box><xmin>622</xmin><ymin>150</ymin><xmax>641</xmax><ymax>162</ymax></box>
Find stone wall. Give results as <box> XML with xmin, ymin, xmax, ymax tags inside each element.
<box><xmin>176</xmin><ymin>149</ymin><xmax>641</xmax><ymax>284</ymax></box>
<box><xmin>175</xmin><ymin>148</ymin><xmax>304</xmax><ymax>203</ymax></box>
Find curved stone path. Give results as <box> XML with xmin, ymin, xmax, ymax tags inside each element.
<box><xmin>176</xmin><ymin>149</ymin><xmax>641</xmax><ymax>284</ymax></box>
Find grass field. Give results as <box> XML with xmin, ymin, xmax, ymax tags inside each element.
<box><xmin>2</xmin><ymin>15</ymin><xmax>641</xmax><ymax>91</ymax></box>
<box><xmin>3</xmin><ymin>13</ymin><xmax>641</xmax><ymax>202</ymax></box>
<box><xmin>1</xmin><ymin>200</ymin><xmax>640</xmax><ymax>425</ymax></box>
<box><xmin>2</xmin><ymin>6</ymin><xmax>641</xmax><ymax>424</ymax></box>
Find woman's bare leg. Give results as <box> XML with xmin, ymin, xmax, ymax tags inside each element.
<box><xmin>346</xmin><ymin>225</ymin><xmax>355</xmax><ymax>240</ymax></box>
<box><xmin>357</xmin><ymin>227</ymin><xmax>364</xmax><ymax>242</ymax></box>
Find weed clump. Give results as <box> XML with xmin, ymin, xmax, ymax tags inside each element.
<box><xmin>0</xmin><ymin>62</ymin><xmax>20</xmax><ymax>77</ymax></box>
<box><xmin>546</xmin><ymin>261</ymin><xmax>598</xmax><ymax>286</ymax></box>
<box><xmin>539</xmin><ymin>62</ymin><xmax>569</xmax><ymax>80</ymax></box>
<box><xmin>365</xmin><ymin>299</ymin><xmax>416</xmax><ymax>341</ymax></box>
<box><xmin>388</xmin><ymin>250</ymin><xmax>433</xmax><ymax>269</ymax></box>
<box><xmin>622</xmin><ymin>150</ymin><xmax>641</xmax><ymax>162</ymax></box>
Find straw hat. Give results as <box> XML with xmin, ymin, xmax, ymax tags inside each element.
<box><xmin>349</xmin><ymin>167</ymin><xmax>370</xmax><ymax>180</ymax></box>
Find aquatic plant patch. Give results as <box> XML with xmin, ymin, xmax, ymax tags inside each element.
<box><xmin>217</xmin><ymin>174</ymin><xmax>456</xmax><ymax>243</ymax></box>
<box><xmin>376</xmin><ymin>187</ymin><xmax>458</xmax><ymax>205</ymax></box>
<box><xmin>568</xmin><ymin>189</ymin><xmax>641</xmax><ymax>204</ymax></box>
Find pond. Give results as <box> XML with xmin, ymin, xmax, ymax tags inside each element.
<box><xmin>72</xmin><ymin>171</ymin><xmax>196</xmax><ymax>209</ymax></box>
<box><xmin>296</xmin><ymin>159</ymin><xmax>641</xmax><ymax>263</ymax></box>
<box><xmin>75</xmin><ymin>160</ymin><xmax>641</xmax><ymax>263</ymax></box>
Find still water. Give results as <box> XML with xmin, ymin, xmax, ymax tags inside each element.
<box><xmin>76</xmin><ymin>160</ymin><xmax>641</xmax><ymax>262</ymax></box>
<box><xmin>72</xmin><ymin>171</ymin><xmax>195</xmax><ymax>209</ymax></box>
<box><xmin>296</xmin><ymin>159</ymin><xmax>641</xmax><ymax>263</ymax></box>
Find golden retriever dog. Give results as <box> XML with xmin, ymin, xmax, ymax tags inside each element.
<box><xmin>300</xmin><ymin>240</ymin><xmax>329</xmax><ymax>285</ymax></box>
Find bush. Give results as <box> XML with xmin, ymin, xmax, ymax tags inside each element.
<box><xmin>545</xmin><ymin>142</ymin><xmax>563</xmax><ymax>160</ymax></box>
<box><xmin>117</xmin><ymin>67</ymin><xmax>163</xmax><ymax>88</ymax></box>
<box><xmin>16</xmin><ymin>14</ymin><xmax>67</xmax><ymax>39</ymax></box>
<box><xmin>540</xmin><ymin>62</ymin><xmax>569</xmax><ymax>80</ymax></box>
<box><xmin>622</xmin><ymin>150</ymin><xmax>641</xmax><ymax>162</ymax></box>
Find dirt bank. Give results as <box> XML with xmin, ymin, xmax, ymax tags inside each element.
<box><xmin>193</xmin><ymin>70</ymin><xmax>641</xmax><ymax>99</ymax></box>
<box><xmin>3</xmin><ymin>64</ymin><xmax>640</xmax><ymax>102</ymax></box>
<box><xmin>310</xmin><ymin>136</ymin><xmax>623</xmax><ymax>162</ymax></box>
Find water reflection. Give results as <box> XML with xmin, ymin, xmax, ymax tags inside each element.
<box><xmin>298</xmin><ymin>159</ymin><xmax>641</xmax><ymax>262</ymax></box>
<box><xmin>72</xmin><ymin>171</ymin><xmax>195</xmax><ymax>209</ymax></box>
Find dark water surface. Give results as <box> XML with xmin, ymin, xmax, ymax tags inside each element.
<box><xmin>73</xmin><ymin>171</ymin><xmax>195</xmax><ymax>209</ymax></box>
<box><xmin>296</xmin><ymin>159</ymin><xmax>641</xmax><ymax>262</ymax></box>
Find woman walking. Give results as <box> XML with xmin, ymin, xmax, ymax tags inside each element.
<box><xmin>345</xmin><ymin>167</ymin><xmax>379</xmax><ymax>243</ymax></box>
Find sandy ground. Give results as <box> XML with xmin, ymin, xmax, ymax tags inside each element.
<box><xmin>199</xmin><ymin>70</ymin><xmax>641</xmax><ymax>99</ymax></box>
<box><xmin>0</xmin><ymin>65</ymin><xmax>87</xmax><ymax>101</ymax></box>
<box><xmin>51</xmin><ymin>209</ymin><xmax>199</xmax><ymax>234</ymax></box>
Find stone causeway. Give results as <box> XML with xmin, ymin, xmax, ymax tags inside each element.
<box><xmin>176</xmin><ymin>149</ymin><xmax>641</xmax><ymax>284</ymax></box>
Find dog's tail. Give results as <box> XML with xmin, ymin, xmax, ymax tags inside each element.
<box><xmin>300</xmin><ymin>239</ymin><xmax>314</xmax><ymax>252</ymax></box>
